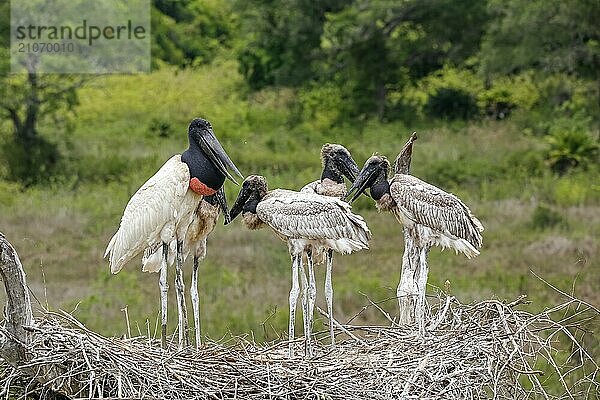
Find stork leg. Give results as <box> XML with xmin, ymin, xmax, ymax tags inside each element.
<box><xmin>288</xmin><ymin>254</ymin><xmax>301</xmax><ymax>358</ymax></box>
<box><xmin>174</xmin><ymin>240</ymin><xmax>189</xmax><ymax>348</ymax></box>
<box><xmin>306</xmin><ymin>247</ymin><xmax>316</xmax><ymax>356</ymax></box>
<box><xmin>398</xmin><ymin>228</ymin><xmax>419</xmax><ymax>325</ymax></box>
<box><xmin>159</xmin><ymin>243</ymin><xmax>169</xmax><ymax>349</ymax></box>
<box><xmin>324</xmin><ymin>248</ymin><xmax>335</xmax><ymax>345</ymax></box>
<box><xmin>191</xmin><ymin>255</ymin><xmax>202</xmax><ymax>348</ymax></box>
<box><xmin>299</xmin><ymin>254</ymin><xmax>309</xmax><ymax>355</ymax></box>
<box><xmin>415</xmin><ymin>246</ymin><xmax>431</xmax><ymax>336</ymax></box>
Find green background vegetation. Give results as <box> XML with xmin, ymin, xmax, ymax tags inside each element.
<box><xmin>0</xmin><ymin>0</ymin><xmax>598</xmax><ymax>371</ymax></box>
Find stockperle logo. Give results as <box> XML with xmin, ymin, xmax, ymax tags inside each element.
<box><xmin>10</xmin><ymin>0</ymin><xmax>150</xmax><ymax>74</ymax></box>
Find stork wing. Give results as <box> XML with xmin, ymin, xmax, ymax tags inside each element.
<box><xmin>105</xmin><ymin>155</ymin><xmax>191</xmax><ymax>274</ymax></box>
<box><xmin>256</xmin><ymin>189</ymin><xmax>371</xmax><ymax>248</ymax></box>
<box><xmin>141</xmin><ymin>194</ymin><xmax>220</xmax><ymax>273</ymax></box>
<box><xmin>390</xmin><ymin>174</ymin><xmax>484</xmax><ymax>249</ymax></box>
<box><xmin>393</xmin><ymin>132</ymin><xmax>417</xmax><ymax>175</ymax></box>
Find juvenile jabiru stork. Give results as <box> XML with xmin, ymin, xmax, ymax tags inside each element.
<box><xmin>140</xmin><ymin>188</ymin><xmax>230</xmax><ymax>348</ymax></box>
<box><xmin>299</xmin><ymin>144</ymin><xmax>360</xmax><ymax>349</ymax></box>
<box><xmin>105</xmin><ymin>118</ymin><xmax>242</xmax><ymax>348</ymax></box>
<box><xmin>228</xmin><ymin>175</ymin><xmax>371</xmax><ymax>357</ymax></box>
<box><xmin>347</xmin><ymin>134</ymin><xmax>483</xmax><ymax>333</ymax></box>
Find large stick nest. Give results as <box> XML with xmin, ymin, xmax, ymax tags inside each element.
<box><xmin>1</xmin><ymin>287</ymin><xmax>598</xmax><ymax>399</ymax></box>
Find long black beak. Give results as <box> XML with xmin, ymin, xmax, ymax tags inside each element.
<box><xmin>214</xmin><ymin>187</ymin><xmax>231</xmax><ymax>225</ymax></box>
<box><xmin>341</xmin><ymin>154</ymin><xmax>361</xmax><ymax>183</ymax></box>
<box><xmin>198</xmin><ymin>128</ymin><xmax>244</xmax><ymax>185</ymax></box>
<box><xmin>346</xmin><ymin>164</ymin><xmax>379</xmax><ymax>203</ymax></box>
<box><xmin>226</xmin><ymin>185</ymin><xmax>251</xmax><ymax>224</ymax></box>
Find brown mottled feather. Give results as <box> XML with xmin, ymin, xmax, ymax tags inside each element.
<box><xmin>389</xmin><ymin>174</ymin><xmax>483</xmax><ymax>250</ymax></box>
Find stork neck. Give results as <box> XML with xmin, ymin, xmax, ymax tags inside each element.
<box><xmin>203</xmin><ymin>194</ymin><xmax>217</xmax><ymax>206</ymax></box>
<box><xmin>321</xmin><ymin>160</ymin><xmax>343</xmax><ymax>184</ymax></box>
<box><xmin>181</xmin><ymin>140</ymin><xmax>225</xmax><ymax>191</ymax></box>
<box><xmin>370</xmin><ymin>179</ymin><xmax>390</xmax><ymax>200</ymax></box>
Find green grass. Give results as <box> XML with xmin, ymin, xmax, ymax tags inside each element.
<box><xmin>0</xmin><ymin>63</ymin><xmax>598</xmax><ymax>348</ymax></box>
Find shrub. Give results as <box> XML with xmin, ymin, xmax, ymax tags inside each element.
<box><xmin>537</xmin><ymin>74</ymin><xmax>598</xmax><ymax>118</ymax></box>
<box><xmin>478</xmin><ymin>73</ymin><xmax>539</xmax><ymax>119</ymax></box>
<box><xmin>1</xmin><ymin>136</ymin><xmax>60</xmax><ymax>186</ymax></box>
<box><xmin>545</xmin><ymin>127</ymin><xmax>598</xmax><ymax>175</ymax></box>
<box><xmin>393</xmin><ymin>66</ymin><xmax>482</xmax><ymax>121</ymax></box>
<box><xmin>425</xmin><ymin>88</ymin><xmax>479</xmax><ymax>120</ymax></box>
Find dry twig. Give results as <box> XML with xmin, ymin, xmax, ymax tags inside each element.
<box><xmin>1</xmin><ymin>290</ymin><xmax>597</xmax><ymax>400</ymax></box>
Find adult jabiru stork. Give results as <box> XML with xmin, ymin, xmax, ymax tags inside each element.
<box><xmin>347</xmin><ymin>134</ymin><xmax>483</xmax><ymax>333</ymax></box>
<box><xmin>299</xmin><ymin>144</ymin><xmax>360</xmax><ymax>350</ymax></box>
<box><xmin>228</xmin><ymin>175</ymin><xmax>371</xmax><ymax>357</ymax></box>
<box><xmin>105</xmin><ymin>118</ymin><xmax>242</xmax><ymax>348</ymax></box>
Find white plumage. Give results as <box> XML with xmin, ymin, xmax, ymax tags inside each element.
<box><xmin>350</xmin><ymin>154</ymin><xmax>483</xmax><ymax>260</ymax></box>
<box><xmin>141</xmin><ymin>241</ymin><xmax>176</xmax><ymax>273</ymax></box>
<box><xmin>104</xmin><ymin>155</ymin><xmax>203</xmax><ymax>349</ymax></box>
<box><xmin>387</xmin><ymin>172</ymin><xmax>483</xmax><ymax>332</ymax></box>
<box><xmin>140</xmin><ymin>198</ymin><xmax>221</xmax><ymax>273</ymax></box>
<box><xmin>105</xmin><ymin>155</ymin><xmax>202</xmax><ymax>273</ymax></box>
<box><xmin>300</xmin><ymin>179</ymin><xmax>320</xmax><ymax>194</ymax></box>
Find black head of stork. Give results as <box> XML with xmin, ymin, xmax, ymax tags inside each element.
<box><xmin>393</xmin><ymin>132</ymin><xmax>417</xmax><ymax>175</ymax></box>
<box><xmin>182</xmin><ymin>118</ymin><xmax>244</xmax><ymax>194</ymax></box>
<box><xmin>227</xmin><ymin>175</ymin><xmax>268</xmax><ymax>223</ymax></box>
<box><xmin>320</xmin><ymin>143</ymin><xmax>361</xmax><ymax>183</ymax></box>
<box><xmin>346</xmin><ymin>155</ymin><xmax>391</xmax><ymax>202</ymax></box>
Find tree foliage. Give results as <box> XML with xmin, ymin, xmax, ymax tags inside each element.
<box><xmin>1</xmin><ymin>0</ymin><xmax>599</xmax><ymax>185</ymax></box>
<box><xmin>0</xmin><ymin>71</ymin><xmax>83</xmax><ymax>185</ymax></box>
<box><xmin>0</xmin><ymin>0</ymin><xmax>236</xmax><ymax>184</ymax></box>
<box><xmin>481</xmin><ymin>0</ymin><xmax>600</xmax><ymax>79</ymax></box>
<box><xmin>152</xmin><ymin>0</ymin><xmax>236</xmax><ymax>67</ymax></box>
<box><xmin>0</xmin><ymin>2</ymin><xmax>82</xmax><ymax>184</ymax></box>
<box><xmin>481</xmin><ymin>0</ymin><xmax>600</xmax><ymax>112</ymax></box>
<box><xmin>235</xmin><ymin>0</ymin><xmax>490</xmax><ymax>118</ymax></box>
<box><xmin>235</xmin><ymin>0</ymin><xmax>347</xmax><ymax>89</ymax></box>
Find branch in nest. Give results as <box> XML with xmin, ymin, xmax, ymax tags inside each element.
<box><xmin>0</xmin><ymin>233</ymin><xmax>598</xmax><ymax>399</ymax></box>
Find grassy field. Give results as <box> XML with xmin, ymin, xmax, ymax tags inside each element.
<box><xmin>0</xmin><ymin>63</ymin><xmax>598</xmax><ymax>346</ymax></box>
